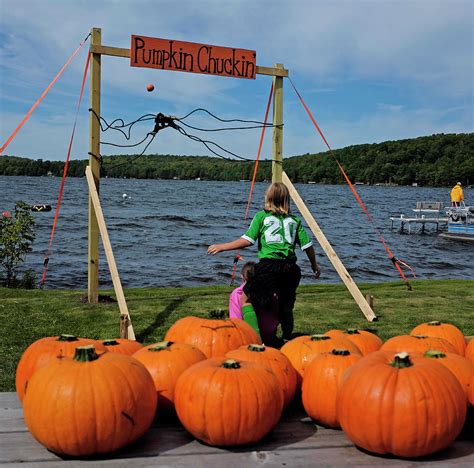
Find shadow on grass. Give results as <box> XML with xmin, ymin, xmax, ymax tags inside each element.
<box><xmin>136</xmin><ymin>298</ymin><xmax>186</xmax><ymax>343</ymax></box>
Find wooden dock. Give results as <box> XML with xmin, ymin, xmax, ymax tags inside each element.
<box><xmin>390</xmin><ymin>214</ymin><xmax>449</xmax><ymax>233</ymax></box>
<box><xmin>1</xmin><ymin>392</ymin><xmax>473</xmax><ymax>466</ymax></box>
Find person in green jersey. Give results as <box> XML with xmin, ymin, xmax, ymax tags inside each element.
<box><xmin>208</xmin><ymin>182</ymin><xmax>321</xmax><ymax>344</ymax></box>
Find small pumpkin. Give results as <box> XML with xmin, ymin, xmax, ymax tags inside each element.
<box><xmin>338</xmin><ymin>351</ymin><xmax>466</xmax><ymax>457</ymax></box>
<box><xmin>380</xmin><ymin>334</ymin><xmax>457</xmax><ymax>355</ymax></box>
<box><xmin>325</xmin><ymin>329</ymin><xmax>383</xmax><ymax>356</ymax></box>
<box><xmin>226</xmin><ymin>344</ymin><xmax>297</xmax><ymax>408</ymax></box>
<box><xmin>133</xmin><ymin>341</ymin><xmax>206</xmax><ymax>415</ymax></box>
<box><xmin>424</xmin><ymin>350</ymin><xmax>474</xmax><ymax>406</ymax></box>
<box><xmin>102</xmin><ymin>338</ymin><xmax>143</xmax><ymax>355</ymax></box>
<box><xmin>302</xmin><ymin>349</ymin><xmax>362</xmax><ymax>428</ymax></box>
<box><xmin>175</xmin><ymin>358</ymin><xmax>283</xmax><ymax>446</ymax></box>
<box><xmin>16</xmin><ymin>334</ymin><xmax>108</xmax><ymax>402</ymax></box>
<box><xmin>23</xmin><ymin>345</ymin><xmax>157</xmax><ymax>456</ymax></box>
<box><xmin>411</xmin><ymin>321</ymin><xmax>466</xmax><ymax>355</ymax></box>
<box><xmin>164</xmin><ymin>316</ymin><xmax>261</xmax><ymax>358</ymax></box>
<box><xmin>280</xmin><ymin>334</ymin><xmax>362</xmax><ymax>386</ymax></box>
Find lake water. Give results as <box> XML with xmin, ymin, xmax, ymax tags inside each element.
<box><xmin>1</xmin><ymin>176</ymin><xmax>472</xmax><ymax>289</ymax></box>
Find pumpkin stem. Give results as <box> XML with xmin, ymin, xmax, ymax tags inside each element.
<box><xmin>222</xmin><ymin>359</ymin><xmax>241</xmax><ymax>369</ymax></box>
<box><xmin>345</xmin><ymin>329</ymin><xmax>360</xmax><ymax>335</ymax></box>
<box><xmin>57</xmin><ymin>334</ymin><xmax>79</xmax><ymax>342</ymax></box>
<box><xmin>310</xmin><ymin>334</ymin><xmax>330</xmax><ymax>341</ymax></box>
<box><xmin>102</xmin><ymin>339</ymin><xmax>119</xmax><ymax>346</ymax></box>
<box><xmin>248</xmin><ymin>344</ymin><xmax>266</xmax><ymax>352</ymax></box>
<box><xmin>391</xmin><ymin>352</ymin><xmax>413</xmax><ymax>368</ymax></box>
<box><xmin>331</xmin><ymin>349</ymin><xmax>351</xmax><ymax>356</ymax></box>
<box><xmin>424</xmin><ymin>349</ymin><xmax>446</xmax><ymax>359</ymax></box>
<box><xmin>149</xmin><ymin>341</ymin><xmax>174</xmax><ymax>351</ymax></box>
<box><xmin>74</xmin><ymin>345</ymin><xmax>99</xmax><ymax>362</ymax></box>
<box><xmin>428</xmin><ymin>321</ymin><xmax>441</xmax><ymax>326</ymax></box>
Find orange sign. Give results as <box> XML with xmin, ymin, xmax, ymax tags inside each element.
<box><xmin>131</xmin><ymin>35</ymin><xmax>256</xmax><ymax>79</ymax></box>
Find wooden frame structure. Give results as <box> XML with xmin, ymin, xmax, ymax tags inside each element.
<box><xmin>87</xmin><ymin>27</ymin><xmax>376</xmax><ymax>334</ymax></box>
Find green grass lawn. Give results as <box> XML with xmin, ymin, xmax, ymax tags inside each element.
<box><xmin>1</xmin><ymin>279</ymin><xmax>473</xmax><ymax>392</ymax></box>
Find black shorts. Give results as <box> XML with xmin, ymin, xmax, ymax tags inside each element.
<box><xmin>243</xmin><ymin>258</ymin><xmax>301</xmax><ymax>311</ymax></box>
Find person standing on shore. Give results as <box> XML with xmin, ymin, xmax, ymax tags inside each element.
<box><xmin>208</xmin><ymin>182</ymin><xmax>321</xmax><ymax>344</ymax></box>
<box><xmin>450</xmin><ymin>182</ymin><xmax>464</xmax><ymax>207</ymax></box>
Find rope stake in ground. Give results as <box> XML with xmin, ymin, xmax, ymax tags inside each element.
<box><xmin>0</xmin><ymin>33</ymin><xmax>91</xmax><ymax>155</ymax></box>
<box><xmin>288</xmin><ymin>77</ymin><xmax>415</xmax><ymax>290</ymax></box>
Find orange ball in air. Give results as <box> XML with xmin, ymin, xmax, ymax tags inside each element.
<box><xmin>146</xmin><ymin>83</ymin><xmax>155</xmax><ymax>92</ymax></box>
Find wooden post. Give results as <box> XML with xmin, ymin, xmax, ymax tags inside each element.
<box><xmin>365</xmin><ymin>294</ymin><xmax>374</xmax><ymax>310</ymax></box>
<box><xmin>272</xmin><ymin>63</ymin><xmax>284</xmax><ymax>183</ymax></box>
<box><xmin>282</xmin><ymin>172</ymin><xmax>376</xmax><ymax>321</ymax></box>
<box><xmin>86</xmin><ymin>166</ymin><xmax>136</xmax><ymax>340</ymax></box>
<box><xmin>88</xmin><ymin>27</ymin><xmax>101</xmax><ymax>304</ymax></box>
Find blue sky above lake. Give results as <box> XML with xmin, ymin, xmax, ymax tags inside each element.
<box><xmin>0</xmin><ymin>0</ymin><xmax>472</xmax><ymax>161</ymax></box>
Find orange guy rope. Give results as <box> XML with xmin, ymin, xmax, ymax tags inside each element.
<box><xmin>0</xmin><ymin>34</ymin><xmax>91</xmax><ymax>154</ymax></box>
<box><xmin>40</xmin><ymin>51</ymin><xmax>91</xmax><ymax>288</ymax></box>
<box><xmin>288</xmin><ymin>77</ymin><xmax>415</xmax><ymax>289</ymax></box>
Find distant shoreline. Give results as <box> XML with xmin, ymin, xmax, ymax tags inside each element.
<box><xmin>1</xmin><ymin>133</ymin><xmax>472</xmax><ymax>187</ymax></box>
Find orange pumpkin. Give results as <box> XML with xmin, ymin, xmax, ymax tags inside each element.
<box><xmin>302</xmin><ymin>349</ymin><xmax>362</xmax><ymax>428</ymax></box>
<box><xmin>226</xmin><ymin>344</ymin><xmax>297</xmax><ymax>408</ymax></box>
<box><xmin>175</xmin><ymin>358</ymin><xmax>283</xmax><ymax>446</ymax></box>
<box><xmin>424</xmin><ymin>350</ymin><xmax>474</xmax><ymax>406</ymax></box>
<box><xmin>102</xmin><ymin>338</ymin><xmax>143</xmax><ymax>355</ymax></box>
<box><xmin>326</xmin><ymin>329</ymin><xmax>383</xmax><ymax>356</ymax></box>
<box><xmin>164</xmin><ymin>316</ymin><xmax>261</xmax><ymax>358</ymax></box>
<box><xmin>380</xmin><ymin>334</ymin><xmax>457</xmax><ymax>355</ymax></box>
<box><xmin>465</xmin><ymin>338</ymin><xmax>474</xmax><ymax>364</ymax></box>
<box><xmin>16</xmin><ymin>334</ymin><xmax>108</xmax><ymax>401</ymax></box>
<box><xmin>133</xmin><ymin>341</ymin><xmax>206</xmax><ymax>415</ymax></box>
<box><xmin>338</xmin><ymin>351</ymin><xmax>466</xmax><ymax>457</ymax></box>
<box><xmin>23</xmin><ymin>345</ymin><xmax>157</xmax><ymax>456</ymax></box>
<box><xmin>411</xmin><ymin>321</ymin><xmax>466</xmax><ymax>355</ymax></box>
<box><xmin>280</xmin><ymin>334</ymin><xmax>362</xmax><ymax>386</ymax></box>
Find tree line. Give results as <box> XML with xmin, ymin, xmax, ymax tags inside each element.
<box><xmin>1</xmin><ymin>133</ymin><xmax>472</xmax><ymax>186</ymax></box>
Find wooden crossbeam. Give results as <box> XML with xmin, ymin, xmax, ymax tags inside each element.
<box><xmin>282</xmin><ymin>172</ymin><xmax>376</xmax><ymax>322</ymax></box>
<box><xmin>85</xmin><ymin>166</ymin><xmax>136</xmax><ymax>339</ymax></box>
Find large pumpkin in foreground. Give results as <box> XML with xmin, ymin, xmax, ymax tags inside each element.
<box><xmin>16</xmin><ymin>334</ymin><xmax>108</xmax><ymax>401</ymax></box>
<box><xmin>175</xmin><ymin>358</ymin><xmax>283</xmax><ymax>446</ymax></box>
<box><xmin>23</xmin><ymin>345</ymin><xmax>157</xmax><ymax>456</ymax></box>
<box><xmin>338</xmin><ymin>351</ymin><xmax>466</xmax><ymax>458</ymax></box>
<box><xmin>165</xmin><ymin>316</ymin><xmax>261</xmax><ymax>358</ymax></box>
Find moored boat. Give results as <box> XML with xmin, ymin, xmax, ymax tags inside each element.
<box><xmin>440</xmin><ymin>203</ymin><xmax>474</xmax><ymax>242</ymax></box>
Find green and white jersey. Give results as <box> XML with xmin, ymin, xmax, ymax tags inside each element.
<box><xmin>242</xmin><ymin>210</ymin><xmax>313</xmax><ymax>260</ymax></box>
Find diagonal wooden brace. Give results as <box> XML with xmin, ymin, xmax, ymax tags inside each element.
<box><xmin>86</xmin><ymin>166</ymin><xmax>136</xmax><ymax>339</ymax></box>
<box><xmin>283</xmin><ymin>171</ymin><xmax>376</xmax><ymax>322</ymax></box>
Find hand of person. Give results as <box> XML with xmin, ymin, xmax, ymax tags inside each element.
<box><xmin>312</xmin><ymin>265</ymin><xmax>321</xmax><ymax>279</ymax></box>
<box><xmin>208</xmin><ymin>244</ymin><xmax>222</xmax><ymax>255</ymax></box>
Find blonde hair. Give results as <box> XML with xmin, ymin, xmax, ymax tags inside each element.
<box><xmin>264</xmin><ymin>182</ymin><xmax>290</xmax><ymax>215</ymax></box>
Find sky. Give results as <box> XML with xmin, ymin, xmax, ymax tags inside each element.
<box><xmin>0</xmin><ymin>0</ymin><xmax>472</xmax><ymax>162</ymax></box>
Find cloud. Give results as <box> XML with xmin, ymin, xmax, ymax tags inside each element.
<box><xmin>0</xmin><ymin>0</ymin><xmax>472</xmax><ymax>160</ymax></box>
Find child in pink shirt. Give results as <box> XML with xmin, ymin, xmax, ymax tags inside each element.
<box><xmin>229</xmin><ymin>262</ymin><xmax>254</xmax><ymax>319</ymax></box>
<box><xmin>229</xmin><ymin>261</ymin><xmax>279</xmax><ymax>346</ymax></box>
